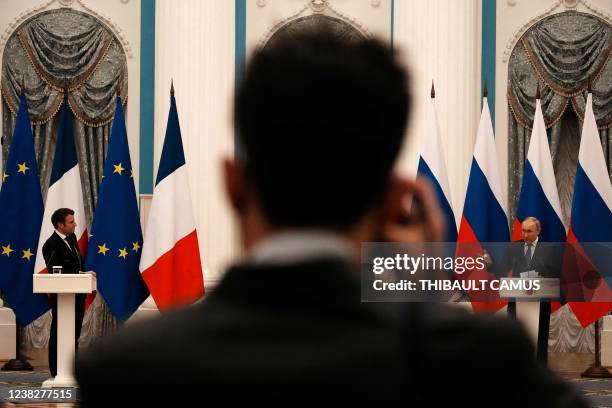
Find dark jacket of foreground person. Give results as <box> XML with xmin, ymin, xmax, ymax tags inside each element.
<box><xmin>76</xmin><ymin>258</ymin><xmax>587</xmax><ymax>407</ymax></box>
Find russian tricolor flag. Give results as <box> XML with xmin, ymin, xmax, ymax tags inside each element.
<box><xmin>34</xmin><ymin>95</ymin><xmax>91</xmax><ymax>303</ymax></box>
<box><xmin>513</xmin><ymin>95</ymin><xmax>566</xmax><ymax>242</ymax></box>
<box><xmin>140</xmin><ymin>86</ymin><xmax>205</xmax><ymax>311</ymax></box>
<box><xmin>566</xmin><ymin>92</ymin><xmax>612</xmax><ymax>327</ymax></box>
<box><xmin>416</xmin><ymin>85</ymin><xmax>457</xmax><ymax>242</ymax></box>
<box><xmin>458</xmin><ymin>94</ymin><xmax>509</xmax><ymax>310</ymax></box>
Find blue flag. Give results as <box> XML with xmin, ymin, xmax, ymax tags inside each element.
<box><xmin>0</xmin><ymin>95</ymin><xmax>50</xmax><ymax>326</ymax></box>
<box><xmin>85</xmin><ymin>97</ymin><xmax>149</xmax><ymax>321</ymax></box>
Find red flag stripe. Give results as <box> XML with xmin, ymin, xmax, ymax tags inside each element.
<box><xmin>141</xmin><ymin>230</ymin><xmax>204</xmax><ymax>311</ymax></box>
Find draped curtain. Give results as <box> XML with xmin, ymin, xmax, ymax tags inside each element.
<box><xmin>507</xmin><ymin>11</ymin><xmax>612</xmax><ymax>352</ymax></box>
<box><xmin>1</xmin><ymin>8</ymin><xmax>128</xmax><ymax>348</ymax></box>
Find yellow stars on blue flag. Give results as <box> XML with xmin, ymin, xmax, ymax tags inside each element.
<box><xmin>2</xmin><ymin>244</ymin><xmax>13</xmax><ymax>256</ymax></box>
<box><xmin>118</xmin><ymin>247</ymin><xmax>128</xmax><ymax>259</ymax></box>
<box><xmin>2</xmin><ymin>172</ymin><xmax>8</xmax><ymax>182</ymax></box>
<box><xmin>98</xmin><ymin>243</ymin><xmax>110</xmax><ymax>255</ymax></box>
<box><xmin>95</xmin><ymin>243</ymin><xmax>136</xmax><ymax>259</ymax></box>
<box><xmin>113</xmin><ymin>163</ymin><xmax>125</xmax><ymax>175</ymax></box>
<box><xmin>0</xmin><ymin>93</ymin><xmax>50</xmax><ymax>325</ymax></box>
<box><xmin>84</xmin><ymin>95</ymin><xmax>149</xmax><ymax>321</ymax></box>
<box><xmin>1</xmin><ymin>244</ymin><xmax>33</xmax><ymax>261</ymax></box>
<box><xmin>21</xmin><ymin>248</ymin><xmax>33</xmax><ymax>261</ymax></box>
<box><xmin>17</xmin><ymin>162</ymin><xmax>29</xmax><ymax>174</ymax></box>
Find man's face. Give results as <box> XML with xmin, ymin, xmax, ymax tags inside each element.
<box><xmin>58</xmin><ymin>214</ymin><xmax>77</xmax><ymax>235</ymax></box>
<box><xmin>521</xmin><ymin>220</ymin><xmax>540</xmax><ymax>244</ymax></box>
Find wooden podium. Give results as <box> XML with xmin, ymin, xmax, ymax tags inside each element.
<box><xmin>499</xmin><ymin>278</ymin><xmax>559</xmax><ymax>346</ymax></box>
<box><xmin>33</xmin><ymin>274</ymin><xmax>96</xmax><ymax>388</ymax></box>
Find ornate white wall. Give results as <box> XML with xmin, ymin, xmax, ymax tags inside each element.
<box><xmin>155</xmin><ymin>0</ymin><xmax>237</xmax><ymax>288</ymax></box>
<box><xmin>393</xmin><ymin>0</ymin><xmax>482</xmax><ymax>226</ymax></box>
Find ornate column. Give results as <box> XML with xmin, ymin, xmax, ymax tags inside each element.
<box><xmin>393</xmin><ymin>0</ymin><xmax>482</xmax><ymax>226</ymax></box>
<box><xmin>155</xmin><ymin>0</ymin><xmax>237</xmax><ymax>287</ymax></box>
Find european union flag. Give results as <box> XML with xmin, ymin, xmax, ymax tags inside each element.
<box><xmin>85</xmin><ymin>96</ymin><xmax>148</xmax><ymax>321</ymax></box>
<box><xmin>0</xmin><ymin>94</ymin><xmax>50</xmax><ymax>326</ymax></box>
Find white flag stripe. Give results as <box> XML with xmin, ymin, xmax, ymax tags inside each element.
<box><xmin>473</xmin><ymin>98</ymin><xmax>507</xmax><ymax>215</ymax></box>
<box><xmin>140</xmin><ymin>165</ymin><xmax>197</xmax><ymax>272</ymax></box>
<box><xmin>422</xmin><ymin>99</ymin><xmax>453</xmax><ymax>205</ymax></box>
<box><xmin>35</xmin><ymin>165</ymin><xmax>87</xmax><ymax>273</ymax></box>
<box><xmin>528</xmin><ymin>100</ymin><xmax>565</xmax><ymax>225</ymax></box>
<box><xmin>580</xmin><ymin>94</ymin><xmax>612</xmax><ymax>212</ymax></box>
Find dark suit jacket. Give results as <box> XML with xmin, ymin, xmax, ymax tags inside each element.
<box><xmin>491</xmin><ymin>240</ymin><xmax>562</xmax><ymax>279</ymax></box>
<box><xmin>75</xmin><ymin>258</ymin><xmax>585</xmax><ymax>407</ymax></box>
<box><xmin>42</xmin><ymin>231</ymin><xmax>81</xmax><ymax>274</ymax></box>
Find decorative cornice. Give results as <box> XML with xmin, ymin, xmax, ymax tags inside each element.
<box><xmin>309</xmin><ymin>0</ymin><xmax>327</xmax><ymax>13</ymax></box>
<box><xmin>0</xmin><ymin>0</ymin><xmax>133</xmax><ymax>60</ymax></box>
<box><xmin>502</xmin><ymin>0</ymin><xmax>612</xmax><ymax>63</ymax></box>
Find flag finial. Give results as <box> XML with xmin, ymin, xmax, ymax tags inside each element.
<box><xmin>483</xmin><ymin>81</ymin><xmax>488</xmax><ymax>98</ymax></box>
<box><xmin>535</xmin><ymin>82</ymin><xmax>541</xmax><ymax>100</ymax></box>
<box><xmin>430</xmin><ymin>80</ymin><xmax>435</xmax><ymax>99</ymax></box>
<box><xmin>170</xmin><ymin>79</ymin><xmax>174</xmax><ymax>97</ymax></box>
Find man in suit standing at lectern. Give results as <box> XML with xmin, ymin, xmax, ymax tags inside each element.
<box><xmin>485</xmin><ymin>216</ymin><xmax>561</xmax><ymax>364</ymax></box>
<box><xmin>42</xmin><ymin>208</ymin><xmax>86</xmax><ymax>378</ymax></box>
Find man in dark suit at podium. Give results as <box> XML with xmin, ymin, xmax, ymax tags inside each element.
<box><xmin>42</xmin><ymin>208</ymin><xmax>86</xmax><ymax>378</ymax></box>
<box><xmin>487</xmin><ymin>217</ymin><xmax>560</xmax><ymax>280</ymax></box>
<box><xmin>75</xmin><ymin>29</ymin><xmax>585</xmax><ymax>406</ymax></box>
<box><xmin>485</xmin><ymin>216</ymin><xmax>561</xmax><ymax>364</ymax></box>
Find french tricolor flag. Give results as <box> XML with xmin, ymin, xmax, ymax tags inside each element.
<box><xmin>416</xmin><ymin>84</ymin><xmax>457</xmax><ymax>242</ymax></box>
<box><xmin>140</xmin><ymin>85</ymin><xmax>205</xmax><ymax>311</ymax></box>
<box><xmin>512</xmin><ymin>94</ymin><xmax>566</xmax><ymax>242</ymax></box>
<box><xmin>566</xmin><ymin>92</ymin><xmax>612</xmax><ymax>327</ymax></box>
<box><xmin>34</xmin><ymin>96</ymin><xmax>91</xmax><ymax>304</ymax></box>
<box><xmin>457</xmin><ymin>92</ymin><xmax>509</xmax><ymax>311</ymax></box>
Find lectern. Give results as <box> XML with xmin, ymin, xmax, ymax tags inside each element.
<box><xmin>33</xmin><ymin>274</ymin><xmax>96</xmax><ymax>388</ymax></box>
<box><xmin>499</xmin><ymin>278</ymin><xmax>559</xmax><ymax>346</ymax></box>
